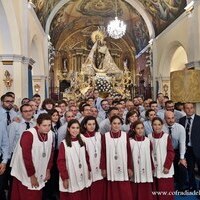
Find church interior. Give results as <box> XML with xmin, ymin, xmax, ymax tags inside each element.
<box><xmin>2</xmin><ymin>1</ymin><xmax>200</xmax><ymax>200</ymax></box>
<box><xmin>0</xmin><ymin>0</ymin><xmax>200</xmax><ymax>110</ymax></box>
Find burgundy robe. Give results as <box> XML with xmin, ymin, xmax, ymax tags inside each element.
<box><xmin>131</xmin><ymin>135</ymin><xmax>154</xmax><ymax>200</ymax></box>
<box><xmin>11</xmin><ymin>126</ymin><xmax>54</xmax><ymax>200</ymax></box>
<box><xmin>83</xmin><ymin>132</ymin><xmax>106</xmax><ymax>200</ymax></box>
<box><xmin>152</xmin><ymin>132</ymin><xmax>175</xmax><ymax>200</ymax></box>
<box><xmin>100</xmin><ymin>131</ymin><xmax>133</xmax><ymax>200</ymax></box>
<box><xmin>57</xmin><ymin>137</ymin><xmax>91</xmax><ymax>200</ymax></box>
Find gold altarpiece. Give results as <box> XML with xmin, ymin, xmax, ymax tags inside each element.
<box><xmin>171</xmin><ymin>69</ymin><xmax>200</xmax><ymax>102</ymax></box>
<box><xmin>50</xmin><ymin>28</ymin><xmax>136</xmax><ymax>101</ymax></box>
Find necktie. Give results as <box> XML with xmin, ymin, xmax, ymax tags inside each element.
<box><xmin>186</xmin><ymin>117</ymin><xmax>191</xmax><ymax>146</ymax></box>
<box><xmin>168</xmin><ymin>126</ymin><xmax>172</xmax><ymax>136</ymax></box>
<box><xmin>54</xmin><ymin>126</ymin><xmax>58</xmax><ymax>150</ymax></box>
<box><xmin>25</xmin><ymin>122</ymin><xmax>30</xmax><ymax>130</ymax></box>
<box><xmin>105</xmin><ymin>111</ymin><xmax>108</xmax><ymax>118</ymax></box>
<box><xmin>6</xmin><ymin>111</ymin><xmax>11</xmax><ymax>125</ymax></box>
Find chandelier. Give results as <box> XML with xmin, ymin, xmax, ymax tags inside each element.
<box><xmin>107</xmin><ymin>0</ymin><xmax>126</xmax><ymax>39</ymax></box>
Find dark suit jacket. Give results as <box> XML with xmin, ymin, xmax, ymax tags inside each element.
<box><xmin>179</xmin><ymin>114</ymin><xmax>200</xmax><ymax>159</ymax></box>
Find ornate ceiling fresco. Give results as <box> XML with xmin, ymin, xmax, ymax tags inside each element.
<box><xmin>32</xmin><ymin>0</ymin><xmax>186</xmax><ymax>53</ymax></box>
<box><xmin>139</xmin><ymin>0</ymin><xmax>186</xmax><ymax>35</ymax></box>
<box><xmin>49</xmin><ymin>0</ymin><xmax>149</xmax><ymax>53</ymax></box>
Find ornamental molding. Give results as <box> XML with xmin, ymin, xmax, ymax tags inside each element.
<box><xmin>0</xmin><ymin>54</ymin><xmax>36</xmax><ymax>65</ymax></box>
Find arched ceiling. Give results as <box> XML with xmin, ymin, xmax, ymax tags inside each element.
<box><xmin>32</xmin><ymin>0</ymin><xmax>186</xmax><ymax>53</ymax></box>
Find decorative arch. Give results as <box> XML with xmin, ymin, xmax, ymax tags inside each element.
<box><xmin>158</xmin><ymin>41</ymin><xmax>188</xmax><ymax>77</ymax></box>
<box><xmin>170</xmin><ymin>46</ymin><xmax>188</xmax><ymax>72</ymax></box>
<box><xmin>157</xmin><ymin>41</ymin><xmax>188</xmax><ymax>97</ymax></box>
<box><xmin>45</xmin><ymin>0</ymin><xmax>155</xmax><ymax>39</ymax></box>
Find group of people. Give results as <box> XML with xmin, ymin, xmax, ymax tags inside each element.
<box><xmin>0</xmin><ymin>90</ymin><xmax>200</xmax><ymax>200</ymax></box>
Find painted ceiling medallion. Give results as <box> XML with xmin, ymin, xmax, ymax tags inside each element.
<box><xmin>78</xmin><ymin>0</ymin><xmax>119</xmax><ymax>17</ymax></box>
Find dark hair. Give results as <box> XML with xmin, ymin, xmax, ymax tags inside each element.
<box><xmin>20</xmin><ymin>103</ymin><xmax>32</xmax><ymax>112</ymax></box>
<box><xmin>152</xmin><ymin>117</ymin><xmax>163</xmax><ymax>125</ymax></box>
<box><xmin>81</xmin><ymin>116</ymin><xmax>99</xmax><ymax>134</ymax></box>
<box><xmin>149</xmin><ymin>101</ymin><xmax>157</xmax><ymax>107</ymax></box>
<box><xmin>87</xmin><ymin>97</ymin><xmax>94</xmax><ymax>101</ymax></box>
<box><xmin>107</xmin><ymin>107</ymin><xmax>119</xmax><ymax>115</ymax></box>
<box><xmin>165</xmin><ymin>100</ymin><xmax>174</xmax><ymax>107</ymax></box>
<box><xmin>48</xmin><ymin>109</ymin><xmax>61</xmax><ymax>130</ymax></box>
<box><xmin>37</xmin><ymin>113</ymin><xmax>52</xmax><ymax>125</ymax></box>
<box><xmin>128</xmin><ymin>120</ymin><xmax>144</xmax><ymax>138</ymax></box>
<box><xmin>174</xmin><ymin>102</ymin><xmax>183</xmax><ymax>111</ymax></box>
<box><xmin>1</xmin><ymin>94</ymin><xmax>14</xmax><ymax>102</ymax></box>
<box><xmin>5</xmin><ymin>92</ymin><xmax>14</xmax><ymax>95</ymax></box>
<box><xmin>48</xmin><ymin>108</ymin><xmax>59</xmax><ymax>116</ymax></box>
<box><xmin>156</xmin><ymin>93</ymin><xmax>163</xmax><ymax>98</ymax></box>
<box><xmin>80</xmin><ymin>103</ymin><xmax>90</xmax><ymax>113</ymax></box>
<box><xmin>78</xmin><ymin>101</ymin><xmax>86</xmax><ymax>112</ymax></box>
<box><xmin>5</xmin><ymin>92</ymin><xmax>15</xmax><ymax>97</ymax></box>
<box><xmin>110</xmin><ymin>115</ymin><xmax>123</xmax><ymax>124</ymax></box>
<box><xmin>145</xmin><ymin>109</ymin><xmax>156</xmax><ymax>118</ymax></box>
<box><xmin>112</xmin><ymin>100</ymin><xmax>120</xmax><ymax>105</ymax></box>
<box><xmin>21</xmin><ymin>98</ymin><xmax>30</xmax><ymax>105</ymax></box>
<box><xmin>57</xmin><ymin>100</ymin><xmax>67</xmax><ymax>106</ymax></box>
<box><xmin>164</xmin><ymin>96</ymin><xmax>169</xmax><ymax>99</ymax></box>
<box><xmin>41</xmin><ymin>98</ymin><xmax>55</xmax><ymax>110</ymax></box>
<box><xmin>32</xmin><ymin>94</ymin><xmax>41</xmax><ymax>98</ymax></box>
<box><xmin>65</xmin><ymin>119</ymin><xmax>84</xmax><ymax>147</ymax></box>
<box><xmin>100</xmin><ymin>99</ymin><xmax>108</xmax><ymax>106</ymax></box>
<box><xmin>125</xmin><ymin>110</ymin><xmax>139</xmax><ymax>125</ymax></box>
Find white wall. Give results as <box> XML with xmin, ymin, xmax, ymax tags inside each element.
<box><xmin>0</xmin><ymin>0</ymin><xmax>48</xmax><ymax>104</ymax></box>
<box><xmin>152</xmin><ymin>1</ymin><xmax>200</xmax><ymax>98</ymax></box>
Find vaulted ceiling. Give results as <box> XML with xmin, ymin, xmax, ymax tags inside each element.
<box><xmin>32</xmin><ymin>0</ymin><xmax>186</xmax><ymax>54</ymax></box>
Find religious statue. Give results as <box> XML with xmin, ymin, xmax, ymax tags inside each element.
<box><xmin>94</xmin><ymin>40</ymin><xmax>107</xmax><ymax>69</ymax></box>
<box><xmin>63</xmin><ymin>58</ymin><xmax>67</xmax><ymax>71</ymax></box>
<box><xmin>61</xmin><ymin>28</ymin><xmax>133</xmax><ymax>100</ymax></box>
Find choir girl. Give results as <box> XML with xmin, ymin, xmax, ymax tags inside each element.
<box><xmin>100</xmin><ymin>115</ymin><xmax>133</xmax><ymax>200</ymax></box>
<box><xmin>129</xmin><ymin>120</ymin><xmax>154</xmax><ymax>200</ymax></box>
<box><xmin>148</xmin><ymin>117</ymin><xmax>175</xmax><ymax>200</ymax></box>
<box><xmin>57</xmin><ymin>119</ymin><xmax>91</xmax><ymax>200</ymax></box>
<box><xmin>81</xmin><ymin>116</ymin><xmax>105</xmax><ymax>200</ymax></box>
<box><xmin>10</xmin><ymin>113</ymin><xmax>54</xmax><ymax>200</ymax></box>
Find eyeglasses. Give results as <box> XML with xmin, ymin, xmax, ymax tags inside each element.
<box><xmin>4</xmin><ymin>100</ymin><xmax>14</xmax><ymax>103</ymax></box>
<box><xmin>22</xmin><ymin>110</ymin><xmax>33</xmax><ymax>113</ymax></box>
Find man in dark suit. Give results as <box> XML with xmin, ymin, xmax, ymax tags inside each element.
<box><xmin>179</xmin><ymin>102</ymin><xmax>200</xmax><ymax>191</ymax></box>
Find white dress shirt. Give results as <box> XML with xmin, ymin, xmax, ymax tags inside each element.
<box><xmin>8</xmin><ymin>118</ymin><xmax>36</xmax><ymax>154</ymax></box>
<box><xmin>163</xmin><ymin>122</ymin><xmax>186</xmax><ymax>159</ymax></box>
<box><xmin>99</xmin><ymin>118</ymin><xmax>110</xmax><ymax>134</ymax></box>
